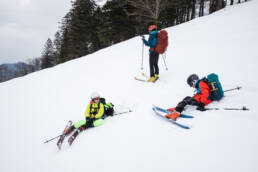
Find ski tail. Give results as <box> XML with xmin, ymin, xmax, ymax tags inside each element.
<box><xmin>68</xmin><ymin>129</ymin><xmax>80</xmax><ymax>146</ymax></box>
<box><xmin>134</xmin><ymin>77</ymin><xmax>148</xmax><ymax>82</ymax></box>
<box><xmin>57</xmin><ymin>120</ymin><xmax>73</xmax><ymax>150</ymax></box>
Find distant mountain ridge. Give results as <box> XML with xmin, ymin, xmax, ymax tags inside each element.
<box><xmin>0</xmin><ymin>62</ymin><xmax>35</xmax><ymax>83</ymax></box>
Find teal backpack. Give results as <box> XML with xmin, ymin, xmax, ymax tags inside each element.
<box><xmin>203</xmin><ymin>73</ymin><xmax>224</xmax><ymax>101</ymax></box>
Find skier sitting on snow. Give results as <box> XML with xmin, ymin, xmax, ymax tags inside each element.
<box><xmin>166</xmin><ymin>74</ymin><xmax>211</xmax><ymax>120</ymax></box>
<box><xmin>56</xmin><ymin>92</ymin><xmax>114</xmax><ymax>148</ymax></box>
<box><xmin>64</xmin><ymin>92</ymin><xmax>110</xmax><ymax>138</ymax></box>
<box><xmin>142</xmin><ymin>25</ymin><xmax>160</xmax><ymax>82</ymax></box>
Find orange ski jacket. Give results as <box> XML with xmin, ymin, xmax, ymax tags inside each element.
<box><xmin>194</xmin><ymin>81</ymin><xmax>212</xmax><ymax>105</ymax></box>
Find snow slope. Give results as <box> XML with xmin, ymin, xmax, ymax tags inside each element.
<box><xmin>0</xmin><ymin>1</ymin><xmax>258</xmax><ymax>172</ymax></box>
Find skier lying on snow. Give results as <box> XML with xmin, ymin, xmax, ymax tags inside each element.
<box><xmin>64</xmin><ymin>92</ymin><xmax>113</xmax><ymax>138</ymax></box>
<box><xmin>166</xmin><ymin>74</ymin><xmax>212</xmax><ymax>120</ymax></box>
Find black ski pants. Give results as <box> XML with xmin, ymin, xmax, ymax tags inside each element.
<box><xmin>175</xmin><ymin>96</ymin><xmax>200</xmax><ymax>113</ymax></box>
<box><xmin>149</xmin><ymin>51</ymin><xmax>159</xmax><ymax>77</ymax></box>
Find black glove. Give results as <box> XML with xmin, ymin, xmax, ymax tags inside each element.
<box><xmin>141</xmin><ymin>35</ymin><xmax>145</xmax><ymax>40</ymax></box>
<box><xmin>196</xmin><ymin>103</ymin><xmax>206</xmax><ymax>111</ymax></box>
<box><xmin>85</xmin><ymin>117</ymin><xmax>94</xmax><ymax>128</ymax></box>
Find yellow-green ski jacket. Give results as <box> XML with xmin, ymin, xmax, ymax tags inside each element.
<box><xmin>85</xmin><ymin>102</ymin><xmax>104</xmax><ymax>119</ymax></box>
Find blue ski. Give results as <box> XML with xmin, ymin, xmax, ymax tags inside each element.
<box><xmin>153</xmin><ymin>105</ymin><xmax>194</xmax><ymax>118</ymax></box>
<box><xmin>152</xmin><ymin>107</ymin><xmax>190</xmax><ymax>129</ymax></box>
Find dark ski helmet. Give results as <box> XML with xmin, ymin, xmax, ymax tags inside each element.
<box><xmin>187</xmin><ymin>74</ymin><xmax>199</xmax><ymax>87</ymax></box>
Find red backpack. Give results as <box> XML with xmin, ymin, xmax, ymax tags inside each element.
<box><xmin>155</xmin><ymin>30</ymin><xmax>168</xmax><ymax>54</ymax></box>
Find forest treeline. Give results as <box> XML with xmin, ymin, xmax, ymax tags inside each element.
<box><xmin>41</xmin><ymin>0</ymin><xmax>247</xmax><ymax>69</ymax></box>
<box><xmin>0</xmin><ymin>0</ymin><xmax>248</xmax><ymax>83</ymax></box>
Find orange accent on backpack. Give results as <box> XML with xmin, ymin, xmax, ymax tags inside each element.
<box><xmin>155</xmin><ymin>30</ymin><xmax>168</xmax><ymax>54</ymax></box>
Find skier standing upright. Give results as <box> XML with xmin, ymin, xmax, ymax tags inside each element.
<box><xmin>142</xmin><ymin>25</ymin><xmax>160</xmax><ymax>82</ymax></box>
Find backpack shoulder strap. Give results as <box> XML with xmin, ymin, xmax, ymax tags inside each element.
<box><xmin>89</xmin><ymin>101</ymin><xmax>100</xmax><ymax>114</ymax></box>
<box><xmin>89</xmin><ymin>102</ymin><xmax>93</xmax><ymax>114</ymax></box>
<box><xmin>200</xmin><ymin>77</ymin><xmax>209</xmax><ymax>83</ymax></box>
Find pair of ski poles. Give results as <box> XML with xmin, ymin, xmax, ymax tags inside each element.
<box><xmin>141</xmin><ymin>41</ymin><xmax>168</xmax><ymax>71</ymax></box>
<box><xmin>205</xmin><ymin>106</ymin><xmax>249</xmax><ymax>111</ymax></box>
<box><xmin>205</xmin><ymin>86</ymin><xmax>249</xmax><ymax>111</ymax></box>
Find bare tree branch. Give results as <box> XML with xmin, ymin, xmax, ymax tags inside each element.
<box><xmin>128</xmin><ymin>0</ymin><xmax>168</xmax><ymax>24</ymax></box>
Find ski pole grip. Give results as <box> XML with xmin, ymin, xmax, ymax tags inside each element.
<box><xmin>242</xmin><ymin>106</ymin><xmax>249</xmax><ymax>110</ymax></box>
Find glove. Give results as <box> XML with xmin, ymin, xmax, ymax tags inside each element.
<box><xmin>141</xmin><ymin>35</ymin><xmax>145</xmax><ymax>40</ymax></box>
<box><xmin>85</xmin><ymin>117</ymin><xmax>94</xmax><ymax>128</ymax></box>
<box><xmin>86</xmin><ymin>117</ymin><xmax>94</xmax><ymax>123</ymax></box>
<box><xmin>196</xmin><ymin>103</ymin><xmax>206</xmax><ymax>111</ymax></box>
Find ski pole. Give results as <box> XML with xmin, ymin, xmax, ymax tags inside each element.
<box><xmin>44</xmin><ymin>134</ymin><xmax>63</xmax><ymax>144</ymax></box>
<box><xmin>162</xmin><ymin>53</ymin><xmax>168</xmax><ymax>70</ymax></box>
<box><xmin>224</xmin><ymin>86</ymin><xmax>242</xmax><ymax>92</ymax></box>
<box><xmin>113</xmin><ymin>109</ymin><xmax>132</xmax><ymax>116</ymax></box>
<box><xmin>44</xmin><ymin>120</ymin><xmax>72</xmax><ymax>144</ymax></box>
<box><xmin>141</xmin><ymin>40</ymin><xmax>144</xmax><ymax>70</ymax></box>
<box><xmin>205</xmin><ymin>106</ymin><xmax>249</xmax><ymax>111</ymax></box>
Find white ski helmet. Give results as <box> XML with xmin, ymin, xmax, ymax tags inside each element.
<box><xmin>91</xmin><ymin>92</ymin><xmax>100</xmax><ymax>100</ymax></box>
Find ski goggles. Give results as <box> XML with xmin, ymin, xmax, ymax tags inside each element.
<box><xmin>190</xmin><ymin>80</ymin><xmax>198</xmax><ymax>87</ymax></box>
<box><xmin>92</xmin><ymin>97</ymin><xmax>100</xmax><ymax>101</ymax></box>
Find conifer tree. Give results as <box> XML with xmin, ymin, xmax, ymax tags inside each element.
<box><xmin>98</xmin><ymin>0</ymin><xmax>136</xmax><ymax>46</ymax></box>
<box><xmin>66</xmin><ymin>0</ymin><xmax>97</xmax><ymax>59</ymax></box>
<box><xmin>53</xmin><ymin>31</ymin><xmax>62</xmax><ymax>64</ymax></box>
<box><xmin>128</xmin><ymin>0</ymin><xmax>168</xmax><ymax>26</ymax></box>
<box><xmin>41</xmin><ymin>38</ymin><xmax>55</xmax><ymax>69</ymax></box>
<box><xmin>57</xmin><ymin>0</ymin><xmax>97</xmax><ymax>62</ymax></box>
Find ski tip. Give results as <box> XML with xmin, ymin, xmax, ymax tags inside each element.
<box><xmin>183</xmin><ymin>126</ymin><xmax>191</xmax><ymax>129</ymax></box>
<box><xmin>68</xmin><ymin>139</ymin><xmax>74</xmax><ymax>146</ymax></box>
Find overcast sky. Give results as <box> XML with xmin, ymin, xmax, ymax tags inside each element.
<box><xmin>0</xmin><ymin>0</ymin><xmax>72</xmax><ymax>64</ymax></box>
<box><xmin>0</xmin><ymin>0</ymin><xmax>107</xmax><ymax>65</ymax></box>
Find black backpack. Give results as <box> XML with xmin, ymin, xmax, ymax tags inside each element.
<box><xmin>98</xmin><ymin>98</ymin><xmax>114</xmax><ymax>117</ymax></box>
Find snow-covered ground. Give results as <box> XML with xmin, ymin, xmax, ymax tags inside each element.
<box><xmin>0</xmin><ymin>1</ymin><xmax>258</xmax><ymax>172</ymax></box>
